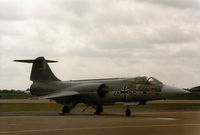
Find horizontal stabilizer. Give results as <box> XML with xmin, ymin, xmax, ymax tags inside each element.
<box><xmin>37</xmin><ymin>90</ymin><xmax>79</xmax><ymax>99</ymax></box>
<box><xmin>14</xmin><ymin>59</ymin><xmax>58</xmax><ymax>63</ymax></box>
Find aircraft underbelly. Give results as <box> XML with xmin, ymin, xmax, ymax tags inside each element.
<box><xmin>78</xmin><ymin>91</ymin><xmax>162</xmax><ymax>104</ymax></box>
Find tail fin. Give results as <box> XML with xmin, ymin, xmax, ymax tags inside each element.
<box><xmin>14</xmin><ymin>56</ymin><xmax>60</xmax><ymax>81</ymax></box>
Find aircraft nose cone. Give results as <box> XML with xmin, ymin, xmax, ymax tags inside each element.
<box><xmin>162</xmin><ymin>85</ymin><xmax>190</xmax><ymax>98</ymax></box>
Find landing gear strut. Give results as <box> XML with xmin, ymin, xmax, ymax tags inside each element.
<box><xmin>125</xmin><ymin>106</ymin><xmax>131</xmax><ymax>117</ymax></box>
<box><xmin>94</xmin><ymin>104</ymin><xmax>103</xmax><ymax>115</ymax></box>
<box><xmin>62</xmin><ymin>106</ymin><xmax>70</xmax><ymax>115</ymax></box>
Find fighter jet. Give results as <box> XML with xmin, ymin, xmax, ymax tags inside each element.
<box><xmin>14</xmin><ymin>57</ymin><xmax>189</xmax><ymax>116</ymax></box>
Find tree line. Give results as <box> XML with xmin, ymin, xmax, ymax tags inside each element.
<box><xmin>0</xmin><ymin>90</ymin><xmax>28</xmax><ymax>94</ymax></box>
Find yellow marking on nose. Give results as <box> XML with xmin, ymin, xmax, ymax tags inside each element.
<box><xmin>150</xmin><ymin>86</ymin><xmax>156</xmax><ymax>92</ymax></box>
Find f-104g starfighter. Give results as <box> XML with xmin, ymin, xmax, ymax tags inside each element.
<box><xmin>14</xmin><ymin>57</ymin><xmax>189</xmax><ymax>116</ymax></box>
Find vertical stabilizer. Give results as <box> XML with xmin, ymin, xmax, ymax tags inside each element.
<box><xmin>14</xmin><ymin>57</ymin><xmax>60</xmax><ymax>81</ymax></box>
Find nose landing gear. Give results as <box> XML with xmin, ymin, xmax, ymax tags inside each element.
<box><xmin>125</xmin><ymin>105</ymin><xmax>131</xmax><ymax>117</ymax></box>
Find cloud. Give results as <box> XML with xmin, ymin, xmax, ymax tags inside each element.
<box><xmin>0</xmin><ymin>1</ymin><xmax>23</xmax><ymax>21</ymax></box>
<box><xmin>136</xmin><ymin>0</ymin><xmax>200</xmax><ymax>10</ymax></box>
<box><xmin>0</xmin><ymin>0</ymin><xmax>200</xmax><ymax>89</ymax></box>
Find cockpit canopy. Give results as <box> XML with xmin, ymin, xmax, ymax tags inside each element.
<box><xmin>127</xmin><ymin>76</ymin><xmax>163</xmax><ymax>85</ymax></box>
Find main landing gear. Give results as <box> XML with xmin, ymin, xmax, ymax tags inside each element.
<box><xmin>62</xmin><ymin>106</ymin><xmax>70</xmax><ymax>115</ymax></box>
<box><xmin>125</xmin><ymin>106</ymin><xmax>131</xmax><ymax>117</ymax></box>
<box><xmin>94</xmin><ymin>104</ymin><xmax>103</xmax><ymax>115</ymax></box>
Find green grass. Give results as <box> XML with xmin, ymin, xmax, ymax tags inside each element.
<box><xmin>1</xmin><ymin>92</ymin><xmax>200</xmax><ymax>100</ymax></box>
<box><xmin>172</xmin><ymin>93</ymin><xmax>200</xmax><ymax>100</ymax></box>
<box><xmin>0</xmin><ymin>103</ymin><xmax>63</xmax><ymax>112</ymax></box>
<box><xmin>0</xmin><ymin>94</ymin><xmax>33</xmax><ymax>99</ymax></box>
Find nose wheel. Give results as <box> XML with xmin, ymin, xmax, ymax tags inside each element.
<box><xmin>125</xmin><ymin>106</ymin><xmax>131</xmax><ymax>117</ymax></box>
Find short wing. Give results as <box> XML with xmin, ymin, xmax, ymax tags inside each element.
<box><xmin>37</xmin><ymin>90</ymin><xmax>79</xmax><ymax>99</ymax></box>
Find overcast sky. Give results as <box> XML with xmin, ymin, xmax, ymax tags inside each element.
<box><xmin>0</xmin><ymin>0</ymin><xmax>200</xmax><ymax>90</ymax></box>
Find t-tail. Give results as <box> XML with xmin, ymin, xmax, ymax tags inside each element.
<box><xmin>14</xmin><ymin>56</ymin><xmax>60</xmax><ymax>82</ymax></box>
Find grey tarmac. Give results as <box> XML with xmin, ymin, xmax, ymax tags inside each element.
<box><xmin>1</xmin><ymin>104</ymin><xmax>200</xmax><ymax>135</ymax></box>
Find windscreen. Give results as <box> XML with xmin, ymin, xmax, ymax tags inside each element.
<box><xmin>147</xmin><ymin>77</ymin><xmax>163</xmax><ymax>85</ymax></box>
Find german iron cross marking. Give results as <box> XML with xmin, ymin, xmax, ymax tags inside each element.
<box><xmin>120</xmin><ymin>86</ymin><xmax>129</xmax><ymax>101</ymax></box>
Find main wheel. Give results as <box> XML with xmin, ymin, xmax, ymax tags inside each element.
<box><xmin>125</xmin><ymin>108</ymin><xmax>131</xmax><ymax>117</ymax></box>
<box><xmin>94</xmin><ymin>104</ymin><xmax>103</xmax><ymax>115</ymax></box>
<box><xmin>62</xmin><ymin>106</ymin><xmax>70</xmax><ymax>115</ymax></box>
<box><xmin>97</xmin><ymin>104</ymin><xmax>103</xmax><ymax>112</ymax></box>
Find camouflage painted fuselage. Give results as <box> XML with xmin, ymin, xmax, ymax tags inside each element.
<box><xmin>30</xmin><ymin>77</ymin><xmax>163</xmax><ymax>107</ymax></box>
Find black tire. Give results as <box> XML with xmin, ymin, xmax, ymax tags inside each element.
<box><xmin>97</xmin><ymin>104</ymin><xmax>103</xmax><ymax>112</ymax></box>
<box><xmin>94</xmin><ymin>104</ymin><xmax>103</xmax><ymax>115</ymax></box>
<box><xmin>62</xmin><ymin>106</ymin><xmax>70</xmax><ymax>114</ymax></box>
<box><xmin>125</xmin><ymin>109</ymin><xmax>131</xmax><ymax>117</ymax></box>
<box><xmin>94</xmin><ymin>111</ymin><xmax>100</xmax><ymax>115</ymax></box>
